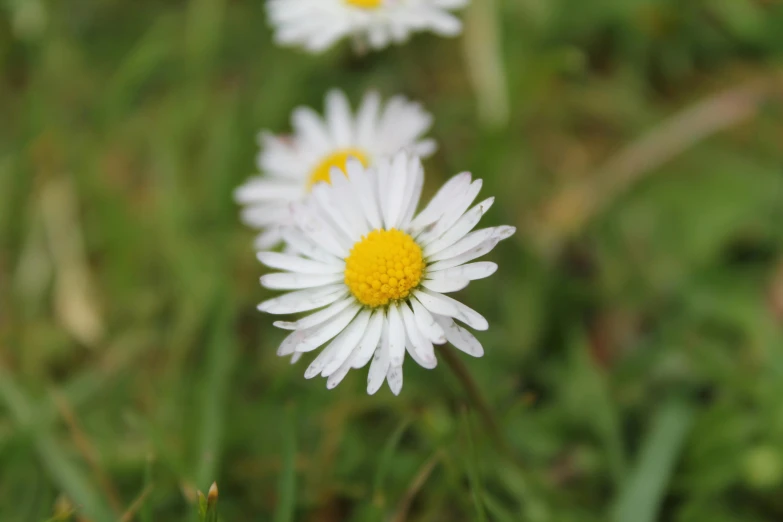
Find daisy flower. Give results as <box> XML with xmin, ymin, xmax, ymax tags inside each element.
<box><xmin>266</xmin><ymin>0</ymin><xmax>470</xmax><ymax>53</ymax></box>
<box><xmin>255</xmin><ymin>150</ymin><xmax>515</xmax><ymax>395</ymax></box>
<box><xmin>235</xmin><ymin>89</ymin><xmax>436</xmax><ymax>249</ymax></box>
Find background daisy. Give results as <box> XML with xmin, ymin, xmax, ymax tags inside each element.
<box><xmin>234</xmin><ymin>89</ymin><xmax>436</xmax><ymax>248</ymax></box>
<box><xmin>267</xmin><ymin>0</ymin><xmax>470</xmax><ymax>53</ymax></box>
<box><xmin>256</xmin><ymin>150</ymin><xmax>515</xmax><ymax>395</ymax></box>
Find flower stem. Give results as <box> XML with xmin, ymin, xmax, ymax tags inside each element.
<box><xmin>437</xmin><ymin>346</ymin><xmax>514</xmax><ymax>459</ymax></box>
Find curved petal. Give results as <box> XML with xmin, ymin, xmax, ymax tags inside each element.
<box><xmin>258</xmin><ymin>285</ymin><xmax>347</xmax><ymax>315</ymax></box>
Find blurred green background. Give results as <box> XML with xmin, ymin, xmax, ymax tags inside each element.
<box><xmin>2</xmin><ymin>0</ymin><xmax>783</xmax><ymax>520</ymax></box>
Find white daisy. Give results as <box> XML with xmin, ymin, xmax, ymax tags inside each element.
<box><xmin>255</xmin><ymin>150</ymin><xmax>515</xmax><ymax>395</ymax></box>
<box><xmin>234</xmin><ymin>89</ymin><xmax>436</xmax><ymax>249</ymax></box>
<box><xmin>266</xmin><ymin>0</ymin><xmax>470</xmax><ymax>53</ymax></box>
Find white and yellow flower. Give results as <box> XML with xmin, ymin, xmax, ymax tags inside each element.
<box><xmin>266</xmin><ymin>0</ymin><xmax>470</xmax><ymax>53</ymax></box>
<box><xmin>235</xmin><ymin>89</ymin><xmax>435</xmax><ymax>248</ymax></box>
<box><xmin>256</xmin><ymin>150</ymin><xmax>515</xmax><ymax>395</ymax></box>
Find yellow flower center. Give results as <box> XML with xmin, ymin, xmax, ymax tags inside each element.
<box><xmin>345</xmin><ymin>229</ymin><xmax>424</xmax><ymax>308</ymax></box>
<box><xmin>308</xmin><ymin>148</ymin><xmax>369</xmax><ymax>190</ymax></box>
<box><xmin>345</xmin><ymin>0</ymin><xmax>383</xmax><ymax>8</ymax></box>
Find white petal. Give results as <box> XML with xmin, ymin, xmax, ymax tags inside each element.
<box><xmin>305</xmin><ymin>23</ymin><xmax>350</xmax><ymax>52</ymax></box>
<box><xmin>295</xmin><ymin>304</ymin><xmax>361</xmax><ymax>352</ymax></box>
<box><xmin>429</xmin><ymin>226</ymin><xmax>516</xmax><ymax>263</ymax></box>
<box><xmin>421</xmin><ymin>277</ymin><xmax>469</xmax><ymax>293</ymax></box>
<box><xmin>311</xmin><ymin>181</ymin><xmax>363</xmax><ymax>241</ymax></box>
<box><xmin>355</xmin><ymin>91</ymin><xmax>381</xmax><ymax>148</ymax></box>
<box><xmin>258</xmin><ymin>285</ymin><xmax>347</xmax><ymax>314</ymax></box>
<box><xmin>412</xmin><ymin>138</ymin><xmax>437</xmax><ymax>158</ymax></box>
<box><xmin>367</xmin><ymin>320</ymin><xmax>391</xmax><ymax>395</ymax></box>
<box><xmin>423</xmin><ymin>291</ymin><xmax>489</xmax><ymax>331</ymax></box>
<box><xmin>434</xmin><ymin>315</ymin><xmax>484</xmax><ymax>357</ymax></box>
<box><xmin>400</xmin><ymin>302</ymin><xmax>437</xmax><ymax>368</ymax></box>
<box><xmin>386</xmin><ymin>365</ymin><xmax>403</xmax><ymax>396</ymax></box>
<box><xmin>387</xmin><ymin>303</ymin><xmax>406</xmax><ymax>367</ymax></box>
<box><xmin>410</xmin><ymin>297</ymin><xmax>447</xmax><ymax>344</ymax></box>
<box><xmin>292</xmin><ymin>106</ymin><xmax>332</xmax><ymax>152</ymax></box>
<box><xmin>326</xmin><ymin>357</ymin><xmax>353</xmax><ymax>389</ymax></box>
<box><xmin>428</xmin><ymin>262</ymin><xmax>498</xmax><ymax>281</ymax></box>
<box><xmin>418</xmin><ymin>179</ymin><xmax>482</xmax><ymax>245</ymax></box>
<box><xmin>412</xmin><ymin>289</ymin><xmax>460</xmax><ymax>318</ymax></box>
<box><xmin>303</xmin><ymin>340</ymin><xmax>339</xmax><ymax>379</ymax></box>
<box><xmin>388</xmin><ymin>18</ymin><xmax>409</xmax><ymax>43</ymax></box>
<box><xmin>273</xmin><ymin>296</ymin><xmax>353</xmax><ymax>330</ymax></box>
<box><xmin>375</xmin><ymin>157</ymin><xmax>393</xmax><ymax>227</ymax></box>
<box><xmin>290</xmin><ymin>351</ymin><xmax>303</xmax><ymax>364</ymax></box>
<box><xmin>432</xmin><ymin>0</ymin><xmax>469</xmax><ymax>8</ymax></box>
<box><xmin>346</xmin><ymin>158</ymin><xmax>383</xmax><ymax>230</ymax></box>
<box><xmin>423</xmin><ymin>10</ymin><xmax>462</xmax><ymax>35</ymax></box>
<box><xmin>377</xmin><ymin>96</ymin><xmax>409</xmax><ymax>143</ymax></box>
<box><xmin>282</xmin><ymin>227</ymin><xmax>342</xmax><ymax>264</ymax></box>
<box><xmin>405</xmin><ymin>338</ymin><xmax>437</xmax><ymax>370</ymax></box>
<box><xmin>277</xmin><ymin>329</ymin><xmax>302</xmax><ymax>356</ymax></box>
<box><xmin>409</xmin><ymin>172</ymin><xmax>471</xmax><ymax>233</ymax></box>
<box><xmin>290</xmin><ymin>202</ymin><xmax>349</xmax><ymax>258</ymax></box>
<box><xmin>400</xmin><ymin>154</ymin><xmax>424</xmax><ymax>229</ymax></box>
<box><xmin>234</xmin><ymin>179</ymin><xmax>302</xmax><ymax>204</ymax></box>
<box><xmin>253</xmin><ymin>228</ymin><xmax>283</xmax><ymax>250</ymax></box>
<box><xmin>260</xmin><ymin>272</ymin><xmax>343</xmax><ymax>290</ymax></box>
<box><xmin>426</xmin><ymin>237</ymin><xmax>504</xmax><ymax>272</ymax></box>
<box><xmin>382</xmin><ymin>151</ymin><xmax>410</xmax><ymax>229</ymax></box>
<box><xmin>305</xmin><ymin>309</ymin><xmax>368</xmax><ymax>379</ymax></box>
<box><xmin>257</xmin><ymin>133</ymin><xmax>303</xmax><ymax>178</ymax></box>
<box><xmin>352</xmin><ymin>308</ymin><xmax>384</xmax><ymax>368</ymax></box>
<box><xmin>368</xmin><ymin>24</ymin><xmax>390</xmax><ymax>49</ymax></box>
<box><xmin>274</xmin><ymin>303</ymin><xmax>351</xmax><ymax>357</ymax></box>
<box><xmin>322</xmin><ymin>310</ymin><xmax>372</xmax><ymax>376</ymax></box>
<box><xmin>240</xmin><ymin>204</ymin><xmax>291</xmax><ymax>228</ymax></box>
<box><xmin>257</xmin><ymin>252</ymin><xmax>344</xmax><ymax>274</ymax></box>
<box><xmin>325</xmin><ymin>89</ymin><xmax>353</xmax><ymax>146</ymax></box>
<box><xmin>422</xmin><ymin>197</ymin><xmax>494</xmax><ymax>255</ymax></box>
<box><xmin>376</xmin><ymin>98</ymin><xmax>433</xmax><ymax>153</ymax></box>
<box><xmin>330</xmin><ymin>167</ymin><xmax>371</xmax><ymax>235</ymax></box>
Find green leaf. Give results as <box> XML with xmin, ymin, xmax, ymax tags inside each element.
<box><xmin>197</xmin><ymin>491</ymin><xmax>207</xmax><ymax>520</ymax></box>
<box><xmin>195</xmin><ymin>483</ymin><xmax>219</xmax><ymax>522</ymax></box>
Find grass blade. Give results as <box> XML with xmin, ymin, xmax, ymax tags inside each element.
<box><xmin>461</xmin><ymin>0</ymin><xmax>509</xmax><ymax>129</ymax></box>
<box><xmin>140</xmin><ymin>455</ymin><xmax>154</xmax><ymax>522</ymax></box>
<box><xmin>372</xmin><ymin>417</ymin><xmax>413</xmax><ymax>503</ymax></box>
<box><xmin>273</xmin><ymin>405</ymin><xmax>297</xmax><ymax>522</ymax></box>
<box><xmin>611</xmin><ymin>398</ymin><xmax>694</xmax><ymax>522</ymax></box>
<box><xmin>461</xmin><ymin>408</ymin><xmax>488</xmax><ymax>522</ymax></box>
<box><xmin>194</xmin><ymin>288</ymin><xmax>237</xmax><ymax>487</ymax></box>
<box><xmin>0</xmin><ymin>366</ymin><xmax>115</xmax><ymax>522</ymax></box>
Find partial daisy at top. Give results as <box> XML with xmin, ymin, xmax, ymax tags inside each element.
<box><xmin>255</xmin><ymin>149</ymin><xmax>515</xmax><ymax>395</ymax></box>
<box><xmin>235</xmin><ymin>89</ymin><xmax>436</xmax><ymax>249</ymax></box>
<box><xmin>267</xmin><ymin>0</ymin><xmax>470</xmax><ymax>53</ymax></box>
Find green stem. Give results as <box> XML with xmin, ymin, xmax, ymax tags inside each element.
<box><xmin>437</xmin><ymin>346</ymin><xmax>515</xmax><ymax>460</ymax></box>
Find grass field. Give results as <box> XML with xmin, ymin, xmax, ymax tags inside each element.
<box><xmin>2</xmin><ymin>0</ymin><xmax>783</xmax><ymax>520</ymax></box>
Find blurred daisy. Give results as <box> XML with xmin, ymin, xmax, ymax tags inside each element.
<box><xmin>235</xmin><ymin>89</ymin><xmax>436</xmax><ymax>248</ymax></box>
<box><xmin>267</xmin><ymin>0</ymin><xmax>469</xmax><ymax>53</ymax></box>
<box><xmin>256</xmin><ymin>150</ymin><xmax>515</xmax><ymax>395</ymax></box>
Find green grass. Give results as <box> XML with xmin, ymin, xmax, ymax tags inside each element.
<box><xmin>2</xmin><ymin>0</ymin><xmax>783</xmax><ymax>520</ymax></box>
